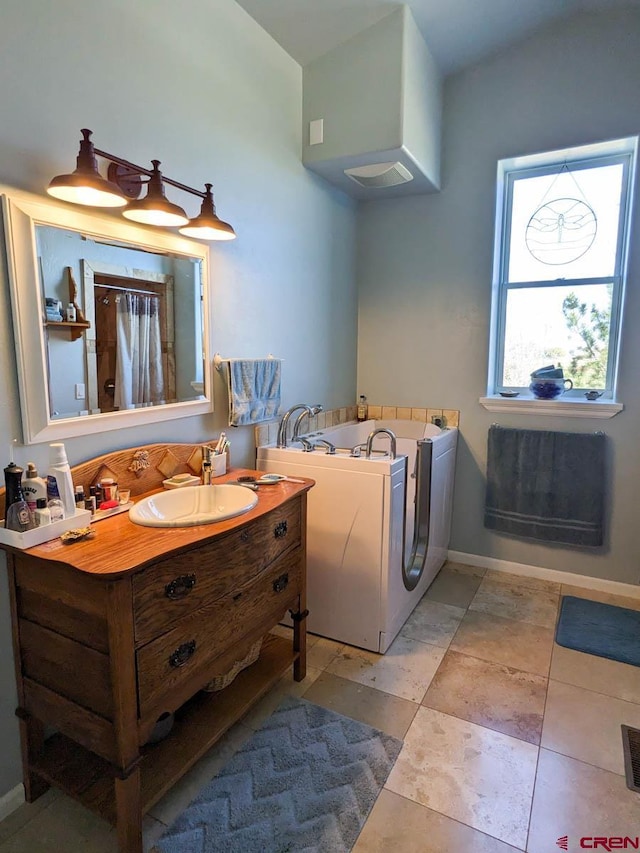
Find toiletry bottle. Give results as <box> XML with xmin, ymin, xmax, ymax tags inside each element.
<box><xmin>34</xmin><ymin>498</ymin><xmax>51</xmax><ymax>527</ymax></box>
<box><xmin>4</xmin><ymin>462</ymin><xmax>36</xmax><ymax>531</ymax></box>
<box><xmin>357</xmin><ymin>395</ymin><xmax>368</xmax><ymax>421</ymax></box>
<box><xmin>66</xmin><ymin>302</ymin><xmax>76</xmax><ymax>322</ymax></box>
<box><xmin>47</xmin><ymin>498</ymin><xmax>65</xmax><ymax>523</ymax></box>
<box><xmin>23</xmin><ymin>462</ymin><xmax>47</xmax><ymax>511</ymax></box>
<box><xmin>47</xmin><ymin>443</ymin><xmax>76</xmax><ymax>517</ymax></box>
<box><xmin>74</xmin><ymin>485</ymin><xmax>85</xmax><ymax>507</ymax></box>
<box><xmin>100</xmin><ymin>478</ymin><xmax>115</xmax><ymax>502</ymax></box>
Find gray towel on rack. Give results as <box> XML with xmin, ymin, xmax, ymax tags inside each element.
<box><xmin>484</xmin><ymin>426</ymin><xmax>605</xmax><ymax>546</ymax></box>
<box><xmin>225</xmin><ymin>359</ymin><xmax>282</xmax><ymax>426</ymax></box>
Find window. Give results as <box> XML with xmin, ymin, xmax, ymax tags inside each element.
<box><xmin>487</xmin><ymin>138</ymin><xmax>637</xmax><ymax>403</ymax></box>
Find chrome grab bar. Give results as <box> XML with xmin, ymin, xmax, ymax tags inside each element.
<box><xmin>365</xmin><ymin>428</ymin><xmax>397</xmax><ymax>459</ymax></box>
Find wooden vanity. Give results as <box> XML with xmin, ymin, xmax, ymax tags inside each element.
<box><xmin>1</xmin><ymin>445</ymin><xmax>313</xmax><ymax>853</ymax></box>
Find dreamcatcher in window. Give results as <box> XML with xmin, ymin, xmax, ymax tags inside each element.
<box><xmin>525</xmin><ymin>164</ymin><xmax>597</xmax><ymax>265</ymax></box>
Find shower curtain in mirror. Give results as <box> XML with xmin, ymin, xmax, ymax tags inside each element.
<box><xmin>114</xmin><ymin>293</ymin><xmax>164</xmax><ymax>409</ymax></box>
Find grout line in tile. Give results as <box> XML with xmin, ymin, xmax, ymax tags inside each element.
<box><xmin>537</xmin><ymin>743</ymin><xmax>627</xmax><ymax>780</ymax></box>
<box><xmin>524</xmin><ymin>658</ymin><xmax>552</xmax><ymax>851</ymax></box>
<box><xmin>547</xmin><ymin>672</ymin><xmax>640</xmax><ymax>706</ymax></box>
<box><xmin>381</xmin><ymin>782</ymin><xmax>527</xmax><ymax>851</ymax></box>
<box><xmin>0</xmin><ymin>794</ymin><xmax>63</xmax><ymax>846</ymax></box>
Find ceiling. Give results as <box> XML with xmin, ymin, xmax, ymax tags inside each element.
<box><xmin>236</xmin><ymin>0</ymin><xmax>640</xmax><ymax>75</ymax></box>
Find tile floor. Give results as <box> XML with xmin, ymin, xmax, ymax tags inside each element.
<box><xmin>1</xmin><ymin>561</ymin><xmax>639</xmax><ymax>851</ymax></box>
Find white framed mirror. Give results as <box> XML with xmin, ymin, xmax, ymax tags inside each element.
<box><xmin>2</xmin><ymin>186</ymin><xmax>212</xmax><ymax>444</ymax></box>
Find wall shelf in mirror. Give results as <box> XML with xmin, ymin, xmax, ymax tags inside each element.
<box><xmin>2</xmin><ymin>185</ymin><xmax>213</xmax><ymax>443</ymax></box>
<box><xmin>44</xmin><ymin>320</ymin><xmax>91</xmax><ymax>341</ymax></box>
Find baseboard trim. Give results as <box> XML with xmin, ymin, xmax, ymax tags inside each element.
<box><xmin>0</xmin><ymin>783</ymin><xmax>24</xmax><ymax>822</ymax></box>
<box><xmin>447</xmin><ymin>550</ymin><xmax>640</xmax><ymax>600</ymax></box>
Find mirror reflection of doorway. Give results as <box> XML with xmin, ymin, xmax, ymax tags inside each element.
<box><xmin>94</xmin><ymin>276</ymin><xmax>176</xmax><ymax>413</ymax></box>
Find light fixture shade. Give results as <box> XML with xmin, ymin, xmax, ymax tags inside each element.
<box><xmin>122</xmin><ymin>160</ymin><xmax>189</xmax><ymax>227</ymax></box>
<box><xmin>47</xmin><ymin>129</ymin><xmax>128</xmax><ymax>208</ymax></box>
<box><xmin>178</xmin><ymin>184</ymin><xmax>236</xmax><ymax>240</ymax></box>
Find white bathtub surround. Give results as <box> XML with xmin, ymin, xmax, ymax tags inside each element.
<box><xmin>254</xmin><ymin>406</ymin><xmax>460</xmax><ymax>449</ymax></box>
<box><xmin>448</xmin><ymin>550</ymin><xmax>640</xmax><ymax>600</ymax></box>
<box><xmin>257</xmin><ymin>418</ymin><xmax>457</xmax><ymax>652</ymax></box>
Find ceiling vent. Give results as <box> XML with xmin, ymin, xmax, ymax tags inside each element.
<box><xmin>344</xmin><ymin>162</ymin><xmax>414</xmax><ymax>189</ymax></box>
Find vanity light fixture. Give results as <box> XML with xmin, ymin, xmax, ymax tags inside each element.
<box><xmin>121</xmin><ymin>160</ymin><xmax>189</xmax><ymax>227</ymax></box>
<box><xmin>47</xmin><ymin>129</ymin><xmax>236</xmax><ymax>241</ymax></box>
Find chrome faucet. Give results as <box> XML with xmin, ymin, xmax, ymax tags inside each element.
<box><xmin>291</xmin><ymin>404</ymin><xmax>323</xmax><ymax>443</ymax></box>
<box><xmin>365</xmin><ymin>428</ymin><xmax>397</xmax><ymax>459</ymax></box>
<box><xmin>276</xmin><ymin>403</ymin><xmax>323</xmax><ymax>448</ymax></box>
<box><xmin>312</xmin><ymin>439</ymin><xmax>336</xmax><ymax>455</ymax></box>
<box><xmin>291</xmin><ymin>436</ymin><xmax>315</xmax><ymax>452</ymax></box>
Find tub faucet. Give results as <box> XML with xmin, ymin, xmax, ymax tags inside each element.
<box><xmin>291</xmin><ymin>405</ymin><xmax>323</xmax><ymax>443</ymax></box>
<box><xmin>313</xmin><ymin>439</ymin><xmax>336</xmax><ymax>455</ymax></box>
<box><xmin>291</xmin><ymin>437</ymin><xmax>315</xmax><ymax>452</ymax></box>
<box><xmin>277</xmin><ymin>403</ymin><xmax>323</xmax><ymax>448</ymax></box>
<box><xmin>366</xmin><ymin>428</ymin><xmax>397</xmax><ymax>459</ymax></box>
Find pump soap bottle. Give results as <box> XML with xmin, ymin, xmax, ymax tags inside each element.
<box><xmin>4</xmin><ymin>461</ymin><xmax>36</xmax><ymax>532</ymax></box>
<box><xmin>23</xmin><ymin>462</ymin><xmax>47</xmax><ymax>511</ymax></box>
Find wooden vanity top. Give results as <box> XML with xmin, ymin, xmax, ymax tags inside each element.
<box><xmin>13</xmin><ymin>468</ymin><xmax>313</xmax><ymax>579</ymax></box>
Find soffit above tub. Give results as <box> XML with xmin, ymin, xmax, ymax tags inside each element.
<box><xmin>235</xmin><ymin>0</ymin><xmax>640</xmax><ymax>75</ymax></box>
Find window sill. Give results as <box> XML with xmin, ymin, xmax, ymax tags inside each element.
<box><xmin>479</xmin><ymin>396</ymin><xmax>623</xmax><ymax>418</ymax></box>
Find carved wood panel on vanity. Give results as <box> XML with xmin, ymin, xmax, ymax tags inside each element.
<box><xmin>2</xmin><ymin>444</ymin><xmax>313</xmax><ymax>853</ymax></box>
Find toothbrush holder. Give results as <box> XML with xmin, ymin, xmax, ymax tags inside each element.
<box><xmin>211</xmin><ymin>453</ymin><xmax>227</xmax><ymax>478</ymax></box>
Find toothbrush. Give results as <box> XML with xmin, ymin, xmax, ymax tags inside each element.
<box><xmin>214</xmin><ymin>432</ymin><xmax>226</xmax><ymax>454</ymax></box>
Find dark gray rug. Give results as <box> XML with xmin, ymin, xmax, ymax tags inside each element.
<box><xmin>155</xmin><ymin>695</ymin><xmax>402</xmax><ymax>853</ymax></box>
<box><xmin>556</xmin><ymin>595</ymin><xmax>640</xmax><ymax>667</ymax></box>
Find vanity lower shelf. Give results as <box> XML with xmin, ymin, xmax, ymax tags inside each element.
<box><xmin>29</xmin><ymin>634</ymin><xmax>296</xmax><ymax>824</ymax></box>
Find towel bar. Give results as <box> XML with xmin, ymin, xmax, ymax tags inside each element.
<box><xmin>213</xmin><ymin>353</ymin><xmax>283</xmax><ymax>371</ymax></box>
<box><xmin>490</xmin><ymin>423</ymin><xmax>605</xmax><ymax>436</ymax></box>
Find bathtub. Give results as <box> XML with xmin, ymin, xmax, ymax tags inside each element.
<box><xmin>256</xmin><ymin>418</ymin><xmax>457</xmax><ymax>652</ymax></box>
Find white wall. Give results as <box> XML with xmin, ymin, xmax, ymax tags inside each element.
<box><xmin>357</xmin><ymin>9</ymin><xmax>640</xmax><ymax>584</ymax></box>
<box><xmin>0</xmin><ymin>0</ymin><xmax>357</xmax><ymax>797</ymax></box>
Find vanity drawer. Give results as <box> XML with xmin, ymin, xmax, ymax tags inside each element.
<box><xmin>136</xmin><ymin>547</ymin><xmax>302</xmax><ymax>716</ymax></box>
<box><xmin>132</xmin><ymin>499</ymin><xmax>301</xmax><ymax>645</ymax></box>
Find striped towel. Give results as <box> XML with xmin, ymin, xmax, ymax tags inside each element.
<box><xmin>484</xmin><ymin>426</ymin><xmax>605</xmax><ymax>547</ymax></box>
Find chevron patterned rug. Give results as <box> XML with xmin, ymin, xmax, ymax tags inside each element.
<box><xmin>154</xmin><ymin>695</ymin><xmax>402</xmax><ymax>853</ymax></box>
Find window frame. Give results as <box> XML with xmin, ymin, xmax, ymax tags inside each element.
<box><xmin>487</xmin><ymin>138</ymin><xmax>637</xmax><ymax>404</ymax></box>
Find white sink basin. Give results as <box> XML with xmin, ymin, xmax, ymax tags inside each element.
<box><xmin>129</xmin><ymin>484</ymin><xmax>258</xmax><ymax>528</ymax></box>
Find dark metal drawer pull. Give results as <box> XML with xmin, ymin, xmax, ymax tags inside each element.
<box><xmin>273</xmin><ymin>573</ymin><xmax>289</xmax><ymax>593</ymax></box>
<box><xmin>274</xmin><ymin>520</ymin><xmax>288</xmax><ymax>539</ymax></box>
<box><xmin>169</xmin><ymin>640</ymin><xmax>196</xmax><ymax>668</ymax></box>
<box><xmin>240</xmin><ymin>530</ymin><xmax>250</xmax><ymax>543</ymax></box>
<box><xmin>165</xmin><ymin>574</ymin><xmax>197</xmax><ymax>600</ymax></box>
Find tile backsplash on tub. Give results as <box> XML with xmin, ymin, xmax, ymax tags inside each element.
<box><xmin>255</xmin><ymin>404</ymin><xmax>459</xmax><ymax>447</ymax></box>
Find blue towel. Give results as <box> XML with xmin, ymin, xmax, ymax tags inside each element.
<box><xmin>484</xmin><ymin>426</ymin><xmax>605</xmax><ymax>546</ymax></box>
<box><xmin>225</xmin><ymin>359</ymin><xmax>281</xmax><ymax>427</ymax></box>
